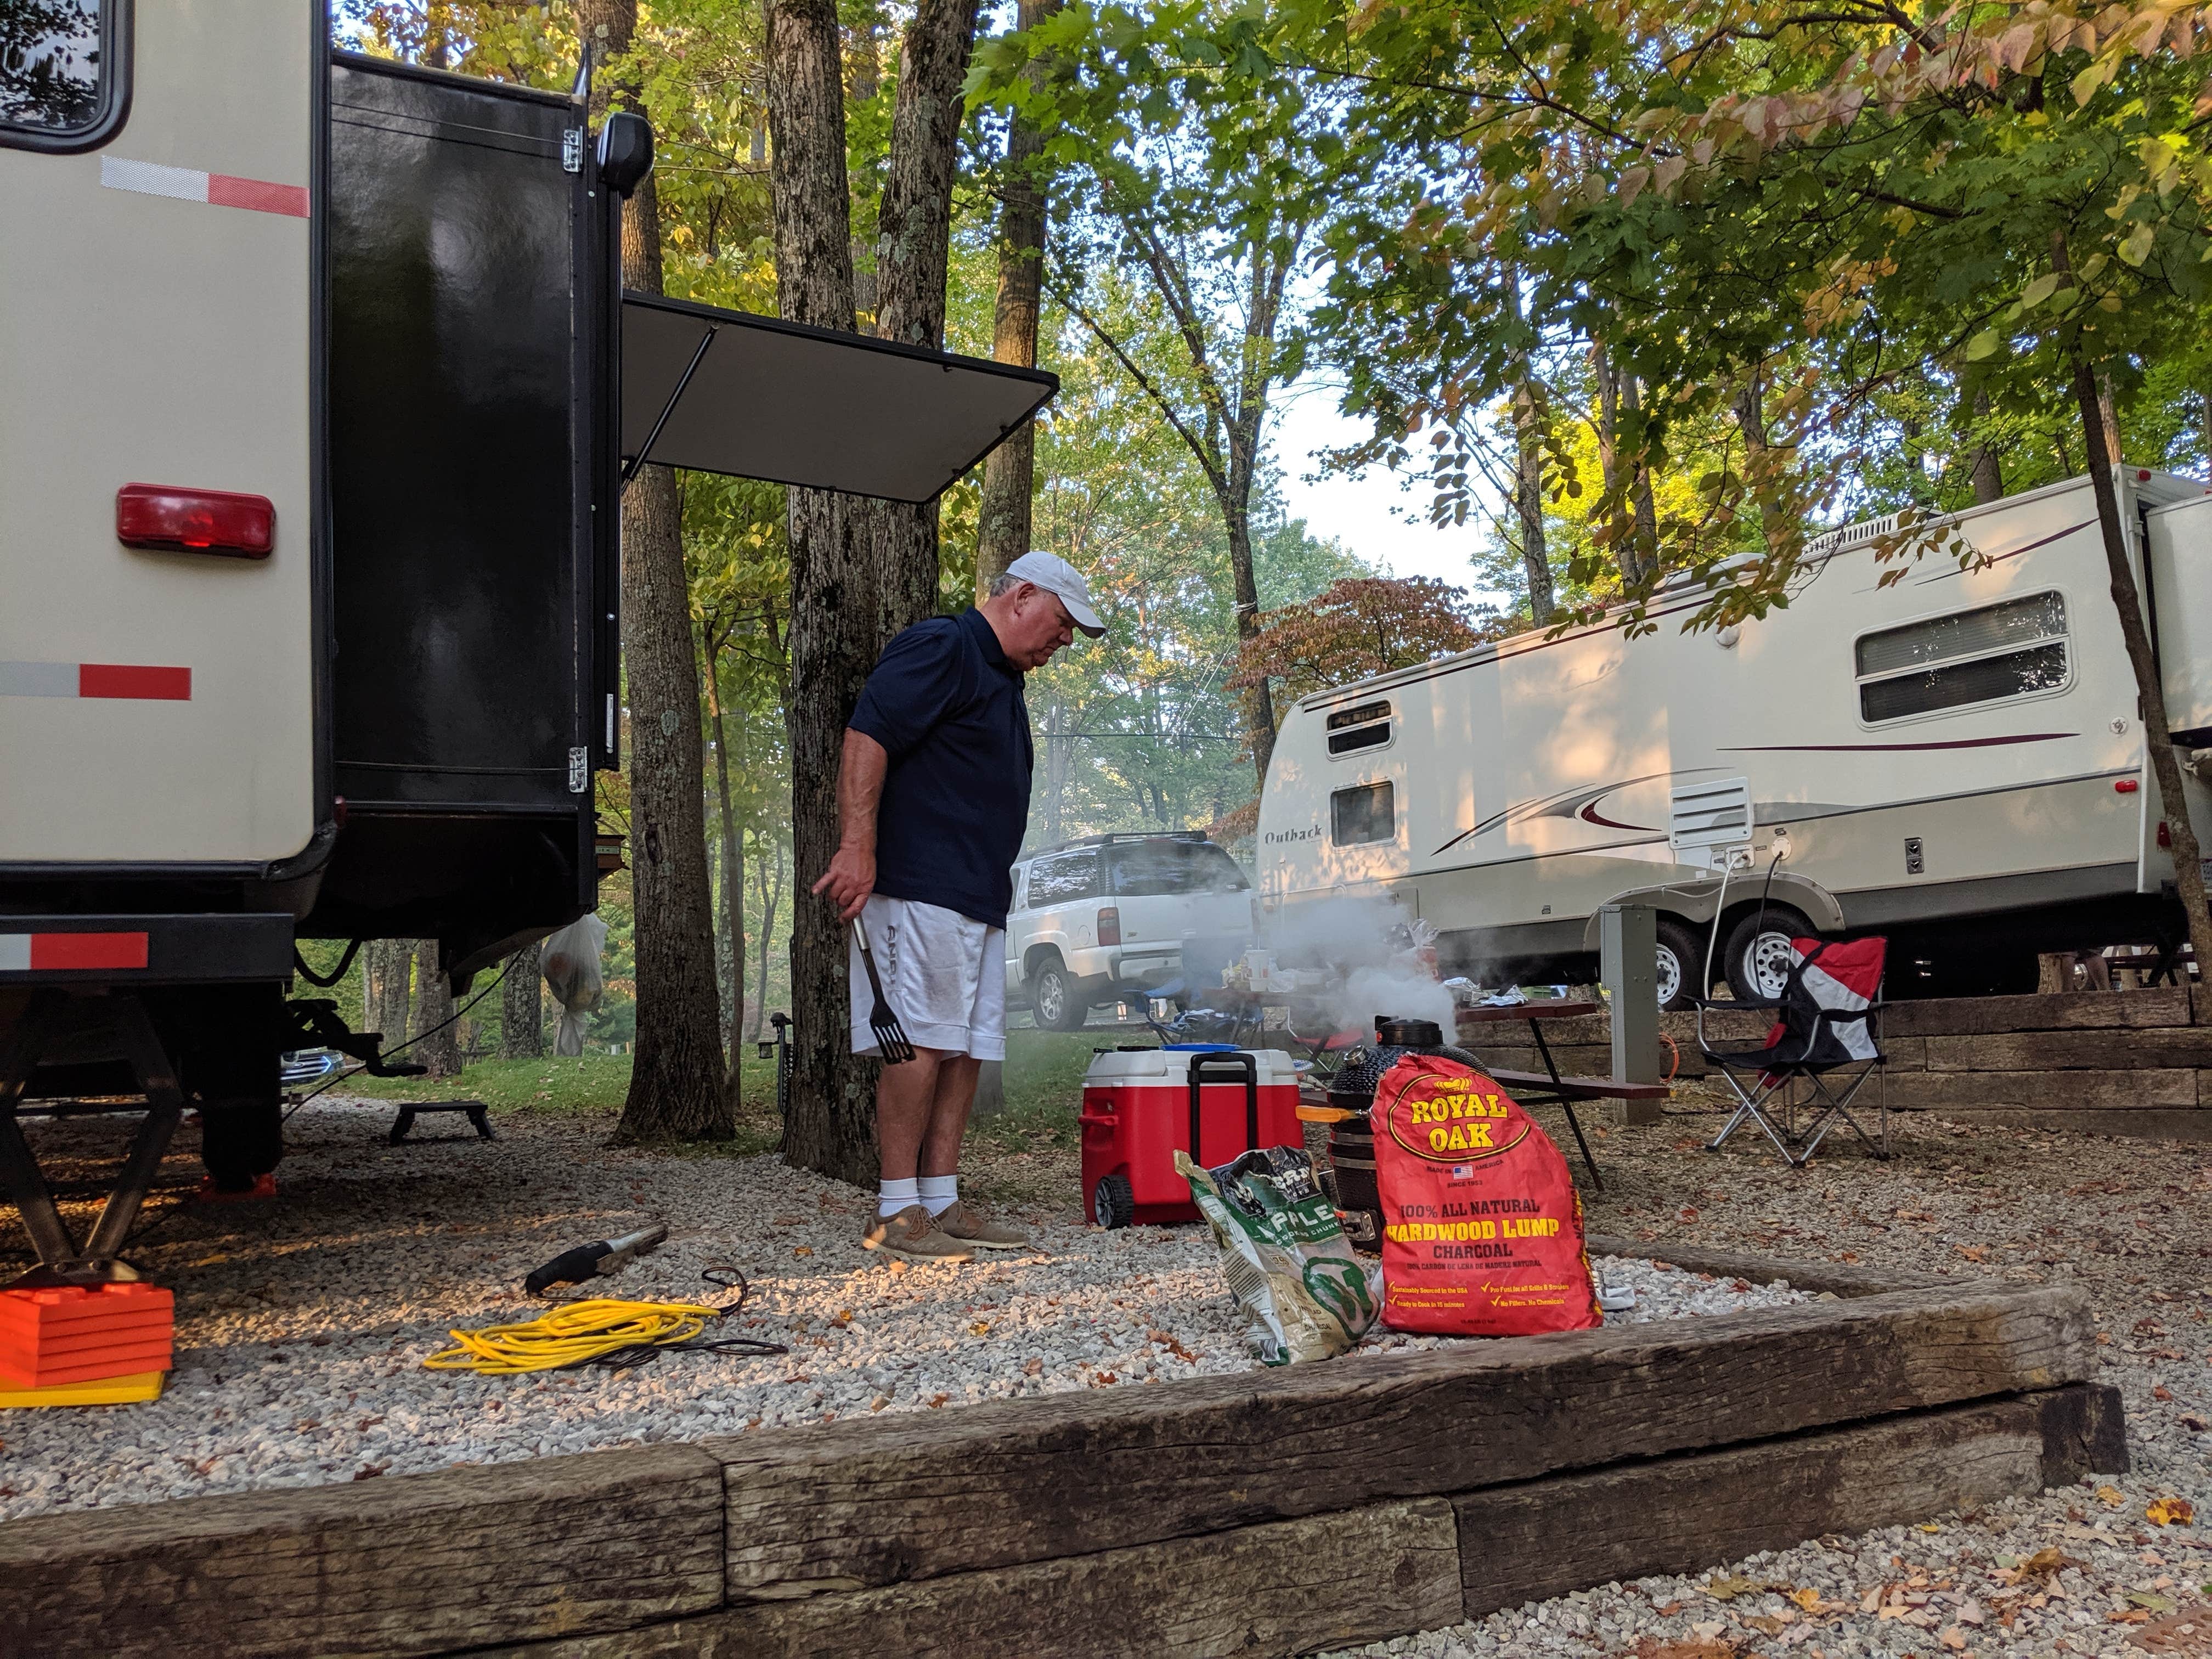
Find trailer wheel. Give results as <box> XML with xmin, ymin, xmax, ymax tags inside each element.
<box><xmin>201</xmin><ymin>1096</ymin><xmax>283</xmax><ymax>1192</ymax></box>
<box><xmin>1092</xmin><ymin>1171</ymin><xmax>1136</xmax><ymax>1229</ymax></box>
<box><xmin>1031</xmin><ymin>956</ymin><xmax>1089</xmax><ymax>1032</ymax></box>
<box><xmin>1723</xmin><ymin>906</ymin><xmax>1818</xmax><ymax>1003</ymax></box>
<box><xmin>1654</xmin><ymin>918</ymin><xmax>1706</xmax><ymax>1011</ymax></box>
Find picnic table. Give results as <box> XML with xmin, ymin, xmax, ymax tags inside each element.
<box><xmin>1451</xmin><ymin>1000</ymin><xmax>1671</xmax><ymax>1190</ymax></box>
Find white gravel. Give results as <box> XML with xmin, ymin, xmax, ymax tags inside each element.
<box><xmin>0</xmin><ymin>1095</ymin><xmax>1798</xmax><ymax>1520</ymax></box>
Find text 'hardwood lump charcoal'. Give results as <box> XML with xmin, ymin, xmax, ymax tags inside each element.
<box><xmin>1175</xmin><ymin>1146</ymin><xmax>1380</xmax><ymax>1364</ymax></box>
<box><xmin>1371</xmin><ymin>1052</ymin><xmax>1601</xmax><ymax>1336</ymax></box>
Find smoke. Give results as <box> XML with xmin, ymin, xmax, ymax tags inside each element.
<box><xmin>1261</xmin><ymin>892</ymin><xmax>1458</xmax><ymax>1035</ymax></box>
<box><xmin>1335</xmin><ymin>964</ymin><xmax>1455</xmax><ymax>1032</ymax></box>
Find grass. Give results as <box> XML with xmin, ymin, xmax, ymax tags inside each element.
<box><xmin>321</xmin><ymin>1025</ymin><xmax>1109</xmax><ymax>1209</ymax></box>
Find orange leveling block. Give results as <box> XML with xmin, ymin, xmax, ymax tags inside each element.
<box><xmin>0</xmin><ymin>1282</ymin><xmax>173</xmax><ymax>1400</ymax></box>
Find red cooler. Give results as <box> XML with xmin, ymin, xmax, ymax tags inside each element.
<box><xmin>1080</xmin><ymin>1046</ymin><xmax>1303</xmax><ymax>1227</ymax></box>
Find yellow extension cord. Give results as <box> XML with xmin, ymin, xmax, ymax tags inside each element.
<box><xmin>422</xmin><ymin>1297</ymin><xmax>724</xmax><ymax>1375</ymax></box>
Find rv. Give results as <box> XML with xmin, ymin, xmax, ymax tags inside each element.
<box><xmin>0</xmin><ymin>1</ymin><xmax>1051</xmax><ymax>1285</ymax></box>
<box><xmin>1254</xmin><ymin>470</ymin><xmax>2212</xmax><ymax>1007</ymax></box>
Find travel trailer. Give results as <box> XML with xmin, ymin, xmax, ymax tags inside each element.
<box><xmin>1254</xmin><ymin>470</ymin><xmax>2212</xmax><ymax>1007</ymax></box>
<box><xmin>0</xmin><ymin>1</ymin><xmax>1052</xmax><ymax>1284</ymax></box>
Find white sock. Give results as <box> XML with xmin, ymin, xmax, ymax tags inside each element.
<box><xmin>918</xmin><ymin>1174</ymin><xmax>958</xmax><ymax>1216</ymax></box>
<box><xmin>878</xmin><ymin>1177</ymin><xmax>921</xmax><ymax>1218</ymax></box>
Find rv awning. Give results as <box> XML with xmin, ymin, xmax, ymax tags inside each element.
<box><xmin>620</xmin><ymin>292</ymin><xmax>1057</xmax><ymax>504</ymax></box>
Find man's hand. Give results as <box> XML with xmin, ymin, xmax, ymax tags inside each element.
<box><xmin>812</xmin><ymin>844</ymin><xmax>875</xmax><ymax>921</ymax></box>
<box><xmin>812</xmin><ymin>729</ymin><xmax>889</xmax><ymax>921</ymax></box>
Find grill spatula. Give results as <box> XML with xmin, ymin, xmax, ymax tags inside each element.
<box><xmin>852</xmin><ymin>918</ymin><xmax>916</xmax><ymax>1064</ymax></box>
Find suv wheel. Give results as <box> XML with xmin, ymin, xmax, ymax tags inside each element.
<box><xmin>1031</xmin><ymin>955</ymin><xmax>1088</xmax><ymax>1032</ymax></box>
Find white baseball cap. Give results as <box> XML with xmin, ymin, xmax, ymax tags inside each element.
<box><xmin>1005</xmin><ymin>550</ymin><xmax>1105</xmax><ymax>637</ymax></box>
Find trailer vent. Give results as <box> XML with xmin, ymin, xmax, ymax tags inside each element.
<box><xmin>1326</xmin><ymin>699</ymin><xmax>1393</xmax><ymax>757</ymax></box>
<box><xmin>1668</xmin><ymin>777</ymin><xmax>1753</xmax><ymax>871</ymax></box>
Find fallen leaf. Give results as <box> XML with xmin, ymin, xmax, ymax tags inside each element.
<box><xmin>2182</xmin><ymin>1415</ymin><xmax>2211</xmax><ymax>1432</ymax></box>
<box><xmin>969</xmin><ymin>1321</ymin><xmax>991</xmax><ymax>1336</ymax></box>
<box><xmin>1744</xmin><ymin>1614</ymin><xmax>1786</xmax><ymax>1635</ymax></box>
<box><xmin>2131</xmin><ymin>1591</ymin><xmax>2179</xmax><ymax>1612</ymax></box>
<box><xmin>792</xmin><ymin>1245</ymin><xmax>814</xmax><ymax>1258</ymax></box>
<box><xmin>2156</xmin><ymin>1386</ymin><xmax>2176</xmax><ymax>1402</ymax></box>
<box><xmin>1958</xmin><ymin>1599</ymin><xmax>1986</xmax><ymax>1626</ymax></box>
<box><xmin>1632</xmin><ymin>1640</ymin><xmax>1735</xmax><ymax>1659</ymax></box>
<box><xmin>2103</xmin><ymin>1485</ymin><xmax>2130</xmax><ymax>1508</ymax></box>
<box><xmin>1023</xmin><ymin>1356</ymin><xmax>1043</xmax><ymax>1375</ymax></box>
<box><xmin>2151</xmin><ymin>1499</ymin><xmax>2197</xmax><ymax>1527</ymax></box>
<box><xmin>1919</xmin><ymin>1522</ymin><xmax>1944</xmax><ymax>1533</ymax></box>
<box><xmin>1958</xmin><ymin>1245</ymin><xmax>1989</xmax><ymax>1262</ymax></box>
<box><xmin>1679</xmin><ymin>1206</ymin><xmax>1702</xmax><ymax>1222</ymax></box>
<box><xmin>1690</xmin><ymin>1620</ymin><xmax>1727</xmax><ymax>1640</ymax></box>
<box><xmin>1702</xmin><ymin>1574</ymin><xmax>1762</xmax><ymax>1600</ymax></box>
<box><xmin>1940</xmin><ymin>1628</ymin><xmax>1968</xmax><ymax>1651</ymax></box>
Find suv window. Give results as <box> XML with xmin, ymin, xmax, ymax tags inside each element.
<box><xmin>3</xmin><ymin>0</ymin><xmax>127</xmax><ymax>150</ymax></box>
<box><xmin>1109</xmin><ymin>840</ymin><xmax>1250</xmax><ymax>896</ymax></box>
<box><xmin>1854</xmin><ymin>591</ymin><xmax>2069</xmax><ymax>723</ymax></box>
<box><xmin>1024</xmin><ymin>849</ymin><xmax>1098</xmax><ymax>906</ymax></box>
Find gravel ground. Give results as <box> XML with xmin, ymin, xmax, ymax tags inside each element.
<box><xmin>0</xmin><ymin>1096</ymin><xmax>1796</xmax><ymax>1520</ymax></box>
<box><xmin>1325</xmin><ymin>1101</ymin><xmax>2212</xmax><ymax>1659</ymax></box>
<box><xmin>12</xmin><ymin>1083</ymin><xmax>2210</xmax><ymax>1659</ymax></box>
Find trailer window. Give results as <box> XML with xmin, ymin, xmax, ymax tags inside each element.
<box><xmin>1325</xmin><ymin>698</ymin><xmax>1394</xmax><ymax>758</ymax></box>
<box><xmin>1331</xmin><ymin>782</ymin><xmax>1395</xmax><ymax>846</ymax></box>
<box><xmin>2</xmin><ymin>0</ymin><xmax>128</xmax><ymax>151</ymax></box>
<box><xmin>1854</xmin><ymin>592</ymin><xmax>2070</xmax><ymax>723</ymax></box>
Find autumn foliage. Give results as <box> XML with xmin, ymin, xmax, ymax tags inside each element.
<box><xmin>1231</xmin><ymin>577</ymin><xmax>1496</xmax><ymax>709</ymax></box>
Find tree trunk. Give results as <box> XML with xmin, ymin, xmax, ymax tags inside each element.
<box><xmin>501</xmin><ymin>941</ymin><xmax>544</xmax><ymax>1058</ymax></box>
<box><xmin>770</xmin><ymin>0</ymin><xmax>878</xmax><ymax>1184</ymax></box>
<box><xmin>1227</xmin><ymin>507</ymin><xmax>1277</xmax><ymax>785</ymax></box>
<box><xmin>974</xmin><ymin>0</ymin><xmax>1060</xmax><ymax>600</ymax></box>
<box><xmin>1499</xmin><ymin>267</ymin><xmax>1553</xmax><ymax>627</ymax></box>
<box><xmin>366</xmin><ymin>939</ymin><xmax>412</xmax><ymax>1056</ymax></box>
<box><xmin>583</xmin><ymin>0</ymin><xmax>732</xmax><ymax>1143</ymax></box>
<box><xmin>705</xmin><ymin>648</ymin><xmax>745</xmax><ymax>1094</ymax></box>
<box><xmin>2069</xmin><ymin>352</ymin><xmax>2212</xmax><ymax>1004</ymax></box>
<box><xmin>411</xmin><ymin>939</ymin><xmax>461</xmax><ymax>1079</ymax></box>
<box><xmin>1969</xmin><ymin>390</ymin><xmax>2004</xmax><ymax>504</ymax></box>
<box><xmin>1593</xmin><ymin>341</ymin><xmax>1641</xmax><ymax>586</ymax></box>
<box><xmin>864</xmin><ymin>0</ymin><xmax>983</xmax><ymax>647</ymax></box>
<box><xmin>1623</xmin><ymin>374</ymin><xmax>1659</xmax><ymax>582</ymax></box>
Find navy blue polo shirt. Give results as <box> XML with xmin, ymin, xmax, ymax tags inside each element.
<box><xmin>848</xmin><ymin>607</ymin><xmax>1034</xmax><ymax>928</ymax></box>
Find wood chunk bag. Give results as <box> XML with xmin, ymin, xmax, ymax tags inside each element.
<box><xmin>1371</xmin><ymin>1052</ymin><xmax>1602</xmax><ymax>1336</ymax></box>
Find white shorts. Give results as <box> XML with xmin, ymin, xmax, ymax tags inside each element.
<box><xmin>848</xmin><ymin>895</ymin><xmax>1006</xmax><ymax>1061</ymax></box>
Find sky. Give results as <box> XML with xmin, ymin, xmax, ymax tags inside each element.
<box><xmin>1268</xmin><ymin>379</ymin><xmax>1510</xmax><ymax>602</ymax></box>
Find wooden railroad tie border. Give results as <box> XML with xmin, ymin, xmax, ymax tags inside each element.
<box><xmin>0</xmin><ymin>1258</ymin><xmax>2115</xmax><ymax>1659</ymax></box>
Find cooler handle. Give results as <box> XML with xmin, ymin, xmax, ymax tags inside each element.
<box><xmin>1187</xmin><ymin>1052</ymin><xmax>1259</xmax><ymax>1167</ymax></box>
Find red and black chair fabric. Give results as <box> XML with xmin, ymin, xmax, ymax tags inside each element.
<box><xmin>1698</xmin><ymin>936</ymin><xmax>1890</xmax><ymax>1166</ymax></box>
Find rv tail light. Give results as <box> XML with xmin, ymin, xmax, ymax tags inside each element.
<box><xmin>116</xmin><ymin>483</ymin><xmax>274</xmax><ymax>558</ymax></box>
<box><xmin>2159</xmin><ymin>820</ymin><xmax>2172</xmax><ymax>848</ymax></box>
<box><xmin>2138</xmin><ymin>469</ymin><xmax>2153</xmax><ymax>482</ymax></box>
<box><xmin>2116</xmin><ymin>778</ymin><xmax>2141</xmax><ymax>793</ymax></box>
<box><xmin>1097</xmin><ymin>906</ymin><xmax>1121</xmax><ymax>946</ymax></box>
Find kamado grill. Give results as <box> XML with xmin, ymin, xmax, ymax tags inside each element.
<box><xmin>1318</xmin><ymin>1016</ymin><xmax>1480</xmax><ymax>1252</ymax></box>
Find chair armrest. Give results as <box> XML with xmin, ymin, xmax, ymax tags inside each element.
<box><xmin>1688</xmin><ymin>995</ymin><xmax>1784</xmax><ymax>1012</ymax></box>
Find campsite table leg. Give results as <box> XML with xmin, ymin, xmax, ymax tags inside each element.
<box><xmin>1528</xmin><ymin>1020</ymin><xmax>1603</xmax><ymax>1190</ymax></box>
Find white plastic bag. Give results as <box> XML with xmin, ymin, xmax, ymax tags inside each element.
<box><xmin>540</xmin><ymin>915</ymin><xmax>608</xmax><ymax>1057</ymax></box>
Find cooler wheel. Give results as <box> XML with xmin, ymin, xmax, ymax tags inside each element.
<box><xmin>1092</xmin><ymin>1172</ymin><xmax>1135</xmax><ymax>1229</ymax></box>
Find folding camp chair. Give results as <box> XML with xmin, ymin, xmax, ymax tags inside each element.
<box><xmin>1697</xmin><ymin>936</ymin><xmax>1891</xmax><ymax>1167</ymax></box>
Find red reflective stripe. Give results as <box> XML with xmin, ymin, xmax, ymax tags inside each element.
<box><xmin>206</xmin><ymin>174</ymin><xmax>309</xmax><ymax>218</ymax></box>
<box><xmin>77</xmin><ymin>664</ymin><xmax>190</xmax><ymax>701</ymax></box>
<box><xmin>29</xmin><ymin>933</ymin><xmax>149</xmax><ymax>971</ymax></box>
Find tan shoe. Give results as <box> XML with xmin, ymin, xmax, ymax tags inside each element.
<box><xmin>933</xmin><ymin>1199</ymin><xmax>1030</xmax><ymax>1251</ymax></box>
<box><xmin>861</xmin><ymin>1204</ymin><xmax>974</xmax><ymax>1263</ymax></box>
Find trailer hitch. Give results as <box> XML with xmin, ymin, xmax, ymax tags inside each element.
<box><xmin>283</xmin><ymin>998</ymin><xmax>428</xmax><ymax>1079</ymax></box>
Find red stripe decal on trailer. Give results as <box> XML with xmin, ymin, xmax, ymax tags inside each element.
<box><xmin>206</xmin><ymin>173</ymin><xmax>309</xmax><ymax>218</ymax></box>
<box><xmin>77</xmin><ymin>664</ymin><xmax>191</xmax><ymax>701</ymax></box>
<box><xmin>26</xmin><ymin>934</ymin><xmax>149</xmax><ymax>972</ymax></box>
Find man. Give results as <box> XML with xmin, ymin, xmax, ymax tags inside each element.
<box><xmin>811</xmin><ymin>552</ymin><xmax>1104</xmax><ymax>1262</ymax></box>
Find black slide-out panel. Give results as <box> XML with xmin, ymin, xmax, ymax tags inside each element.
<box><xmin>327</xmin><ymin>58</ymin><xmax>586</xmax><ymax>811</ymax></box>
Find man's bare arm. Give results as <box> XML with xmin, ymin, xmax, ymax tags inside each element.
<box><xmin>810</xmin><ymin>729</ymin><xmax>888</xmax><ymax>921</ymax></box>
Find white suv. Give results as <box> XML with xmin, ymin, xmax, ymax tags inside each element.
<box><xmin>1005</xmin><ymin>833</ymin><xmax>1255</xmax><ymax>1030</ymax></box>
